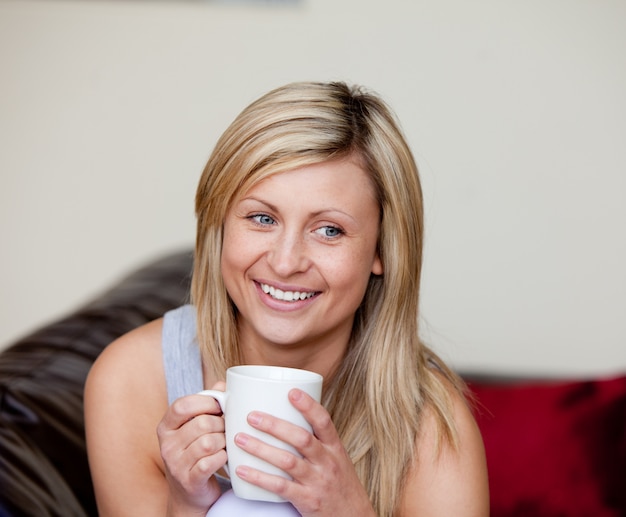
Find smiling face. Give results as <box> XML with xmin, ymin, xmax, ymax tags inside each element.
<box><xmin>220</xmin><ymin>156</ymin><xmax>383</xmax><ymax>367</ymax></box>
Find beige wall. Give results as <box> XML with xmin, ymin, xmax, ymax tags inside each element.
<box><xmin>1</xmin><ymin>0</ymin><xmax>625</xmax><ymax>376</ymax></box>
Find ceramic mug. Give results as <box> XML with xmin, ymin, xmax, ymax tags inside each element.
<box><xmin>206</xmin><ymin>489</ymin><xmax>302</xmax><ymax>516</ymax></box>
<box><xmin>199</xmin><ymin>365</ymin><xmax>323</xmax><ymax>502</ymax></box>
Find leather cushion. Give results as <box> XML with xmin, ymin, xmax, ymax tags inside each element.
<box><xmin>0</xmin><ymin>250</ymin><xmax>193</xmax><ymax>516</ymax></box>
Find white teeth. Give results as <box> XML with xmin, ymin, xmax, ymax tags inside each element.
<box><xmin>260</xmin><ymin>283</ymin><xmax>316</xmax><ymax>302</ymax></box>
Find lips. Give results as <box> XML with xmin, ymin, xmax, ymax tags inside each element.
<box><xmin>259</xmin><ymin>282</ymin><xmax>318</xmax><ymax>302</ymax></box>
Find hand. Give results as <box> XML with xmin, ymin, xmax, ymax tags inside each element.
<box><xmin>232</xmin><ymin>389</ymin><xmax>376</xmax><ymax>517</ymax></box>
<box><xmin>157</xmin><ymin>382</ymin><xmax>228</xmax><ymax>515</ymax></box>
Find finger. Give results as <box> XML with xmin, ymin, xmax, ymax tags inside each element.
<box><xmin>158</xmin><ymin>412</ymin><xmax>225</xmax><ymax>466</ymax></box>
<box><xmin>179</xmin><ymin>413</ymin><xmax>225</xmax><ymax>447</ymax></box>
<box><xmin>159</xmin><ymin>394</ymin><xmax>223</xmax><ymax>432</ymax></box>
<box><xmin>245</xmin><ymin>410</ymin><xmax>318</xmax><ymax>459</ymax></box>
<box><xmin>186</xmin><ymin>428</ymin><xmax>227</xmax><ymax>465</ymax></box>
<box><xmin>211</xmin><ymin>380</ymin><xmax>226</xmax><ymax>391</ymax></box>
<box><xmin>191</xmin><ymin>448</ymin><xmax>229</xmax><ymax>481</ymax></box>
<box><xmin>288</xmin><ymin>389</ymin><xmax>339</xmax><ymax>445</ymax></box>
<box><xmin>234</xmin><ymin>431</ymin><xmax>303</xmax><ymax>477</ymax></box>
<box><xmin>235</xmin><ymin>464</ymin><xmax>294</xmax><ymax>501</ymax></box>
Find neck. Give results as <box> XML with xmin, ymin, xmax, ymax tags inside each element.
<box><xmin>239</xmin><ymin>334</ymin><xmax>348</xmax><ymax>382</ymax></box>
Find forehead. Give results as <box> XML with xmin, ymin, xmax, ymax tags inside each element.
<box><xmin>242</xmin><ymin>157</ymin><xmax>377</xmax><ymax>205</ymax></box>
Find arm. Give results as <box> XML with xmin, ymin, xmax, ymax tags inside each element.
<box><xmin>85</xmin><ymin>319</ymin><xmax>170</xmax><ymax>516</ymax></box>
<box><xmin>85</xmin><ymin>320</ymin><xmax>228</xmax><ymax>516</ymax></box>
<box><xmin>397</xmin><ymin>388</ymin><xmax>490</xmax><ymax>516</ymax></box>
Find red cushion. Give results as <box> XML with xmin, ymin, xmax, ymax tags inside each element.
<box><xmin>468</xmin><ymin>375</ymin><xmax>626</xmax><ymax>517</ymax></box>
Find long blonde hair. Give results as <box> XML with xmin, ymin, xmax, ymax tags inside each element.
<box><xmin>192</xmin><ymin>81</ymin><xmax>463</xmax><ymax>516</ymax></box>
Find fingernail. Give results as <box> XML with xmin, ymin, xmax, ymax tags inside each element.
<box><xmin>236</xmin><ymin>466</ymin><xmax>249</xmax><ymax>479</ymax></box>
<box><xmin>290</xmin><ymin>388</ymin><xmax>303</xmax><ymax>401</ymax></box>
<box><xmin>235</xmin><ymin>433</ymin><xmax>248</xmax><ymax>446</ymax></box>
<box><xmin>248</xmin><ymin>412</ymin><xmax>262</xmax><ymax>425</ymax></box>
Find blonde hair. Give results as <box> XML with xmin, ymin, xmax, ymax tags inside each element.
<box><xmin>192</xmin><ymin>81</ymin><xmax>463</xmax><ymax>516</ymax></box>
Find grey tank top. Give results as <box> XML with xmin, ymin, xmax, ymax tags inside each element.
<box><xmin>162</xmin><ymin>305</ymin><xmax>204</xmax><ymax>405</ymax></box>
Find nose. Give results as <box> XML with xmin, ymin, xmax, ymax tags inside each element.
<box><xmin>266</xmin><ymin>232</ymin><xmax>311</xmax><ymax>277</ymax></box>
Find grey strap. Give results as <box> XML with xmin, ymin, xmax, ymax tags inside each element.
<box><xmin>162</xmin><ymin>305</ymin><xmax>204</xmax><ymax>405</ymax></box>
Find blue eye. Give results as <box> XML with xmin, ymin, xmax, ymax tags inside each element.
<box><xmin>250</xmin><ymin>214</ymin><xmax>275</xmax><ymax>225</ymax></box>
<box><xmin>315</xmin><ymin>226</ymin><xmax>344</xmax><ymax>238</ymax></box>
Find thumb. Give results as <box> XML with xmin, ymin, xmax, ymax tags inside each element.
<box><xmin>211</xmin><ymin>380</ymin><xmax>226</xmax><ymax>392</ymax></box>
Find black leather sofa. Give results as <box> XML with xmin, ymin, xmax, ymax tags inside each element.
<box><xmin>0</xmin><ymin>250</ymin><xmax>194</xmax><ymax>516</ymax></box>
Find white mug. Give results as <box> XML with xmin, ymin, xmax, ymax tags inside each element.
<box><xmin>199</xmin><ymin>365</ymin><xmax>323</xmax><ymax>502</ymax></box>
<box><xmin>206</xmin><ymin>489</ymin><xmax>302</xmax><ymax>516</ymax></box>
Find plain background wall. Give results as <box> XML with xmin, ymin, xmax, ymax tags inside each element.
<box><xmin>1</xmin><ymin>0</ymin><xmax>624</xmax><ymax>376</ymax></box>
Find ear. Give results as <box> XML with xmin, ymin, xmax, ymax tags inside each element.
<box><xmin>371</xmin><ymin>254</ymin><xmax>384</xmax><ymax>276</ymax></box>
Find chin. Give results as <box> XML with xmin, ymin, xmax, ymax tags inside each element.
<box><xmin>261</xmin><ymin>332</ymin><xmax>308</xmax><ymax>348</ymax></box>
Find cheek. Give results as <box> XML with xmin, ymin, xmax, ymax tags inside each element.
<box><xmin>327</xmin><ymin>249</ymin><xmax>374</xmax><ymax>296</ymax></box>
<box><xmin>219</xmin><ymin>247</ymin><xmax>236</xmax><ymax>297</ymax></box>
<box><xmin>220</xmin><ymin>226</ymin><xmax>269</xmax><ymax>297</ymax></box>
<box><xmin>220</xmin><ymin>227</ymin><xmax>250</xmax><ymax>288</ymax></box>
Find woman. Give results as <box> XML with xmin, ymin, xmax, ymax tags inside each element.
<box><xmin>85</xmin><ymin>81</ymin><xmax>489</xmax><ymax>516</ymax></box>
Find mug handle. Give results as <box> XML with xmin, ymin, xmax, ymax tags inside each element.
<box><xmin>198</xmin><ymin>389</ymin><xmax>229</xmax><ymax>476</ymax></box>
<box><xmin>198</xmin><ymin>389</ymin><xmax>227</xmax><ymax>411</ymax></box>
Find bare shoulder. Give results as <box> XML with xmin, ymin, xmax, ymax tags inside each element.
<box><xmin>86</xmin><ymin>318</ymin><xmax>166</xmax><ymax>392</ymax></box>
<box><xmin>85</xmin><ymin>318</ymin><xmax>167</xmax><ymax>416</ymax></box>
<box><xmin>398</xmin><ymin>378</ymin><xmax>490</xmax><ymax>517</ymax></box>
<box><xmin>84</xmin><ymin>318</ymin><xmax>170</xmax><ymax>516</ymax></box>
